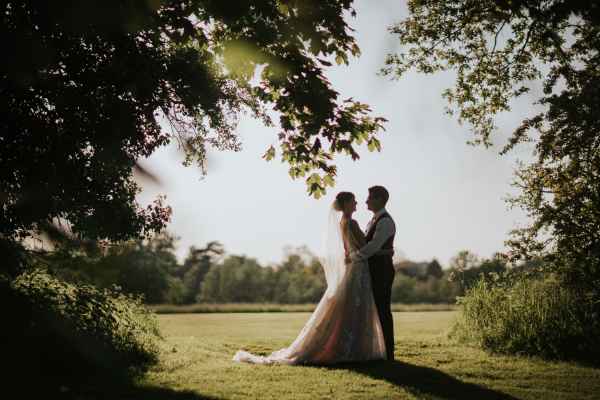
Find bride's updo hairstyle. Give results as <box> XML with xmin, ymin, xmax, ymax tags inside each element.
<box><xmin>333</xmin><ymin>191</ymin><xmax>354</xmax><ymax>212</ymax></box>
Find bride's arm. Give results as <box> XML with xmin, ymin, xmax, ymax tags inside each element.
<box><xmin>350</xmin><ymin>220</ymin><xmax>395</xmax><ymax>259</ymax></box>
<box><xmin>349</xmin><ymin>219</ymin><xmax>367</xmax><ymax>248</ymax></box>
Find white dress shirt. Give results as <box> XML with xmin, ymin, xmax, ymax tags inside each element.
<box><xmin>355</xmin><ymin>208</ymin><xmax>396</xmax><ymax>260</ymax></box>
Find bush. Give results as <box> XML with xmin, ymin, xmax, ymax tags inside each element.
<box><xmin>392</xmin><ymin>274</ymin><xmax>461</xmax><ymax>304</ymax></box>
<box><xmin>453</xmin><ymin>274</ymin><xmax>600</xmax><ymax>363</ymax></box>
<box><xmin>1</xmin><ymin>268</ymin><xmax>161</xmax><ymax>389</ymax></box>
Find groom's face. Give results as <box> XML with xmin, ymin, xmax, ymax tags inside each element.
<box><xmin>366</xmin><ymin>193</ymin><xmax>383</xmax><ymax>212</ymax></box>
<box><xmin>366</xmin><ymin>193</ymin><xmax>375</xmax><ymax>211</ymax></box>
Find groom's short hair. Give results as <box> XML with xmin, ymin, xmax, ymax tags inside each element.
<box><xmin>369</xmin><ymin>185</ymin><xmax>389</xmax><ymax>204</ymax></box>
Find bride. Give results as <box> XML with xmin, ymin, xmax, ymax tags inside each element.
<box><xmin>233</xmin><ymin>191</ymin><xmax>387</xmax><ymax>365</ymax></box>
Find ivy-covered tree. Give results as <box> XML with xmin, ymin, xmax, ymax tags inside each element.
<box><xmin>178</xmin><ymin>241</ymin><xmax>223</xmax><ymax>303</ymax></box>
<box><xmin>1</xmin><ymin>0</ymin><xmax>386</xmax><ymax>268</ymax></box>
<box><xmin>425</xmin><ymin>258</ymin><xmax>443</xmax><ymax>279</ymax></box>
<box><xmin>385</xmin><ymin>1</ymin><xmax>600</xmax><ymax>296</ymax></box>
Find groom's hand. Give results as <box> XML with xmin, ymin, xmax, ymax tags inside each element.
<box><xmin>350</xmin><ymin>251</ymin><xmax>363</xmax><ymax>263</ymax></box>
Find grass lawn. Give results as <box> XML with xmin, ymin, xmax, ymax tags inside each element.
<box><xmin>123</xmin><ymin>311</ymin><xmax>599</xmax><ymax>400</ymax></box>
<box><xmin>150</xmin><ymin>303</ymin><xmax>457</xmax><ymax>314</ymax></box>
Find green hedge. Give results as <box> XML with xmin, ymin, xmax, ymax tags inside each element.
<box><xmin>452</xmin><ymin>274</ymin><xmax>600</xmax><ymax>363</ymax></box>
<box><xmin>1</xmin><ymin>268</ymin><xmax>161</xmax><ymax>388</ymax></box>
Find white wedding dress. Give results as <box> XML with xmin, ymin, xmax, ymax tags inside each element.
<box><xmin>232</xmin><ymin>209</ymin><xmax>386</xmax><ymax>365</ymax></box>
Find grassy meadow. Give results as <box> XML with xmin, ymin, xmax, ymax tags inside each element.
<box><xmin>150</xmin><ymin>303</ymin><xmax>458</xmax><ymax>314</ymax></box>
<box><xmin>85</xmin><ymin>311</ymin><xmax>600</xmax><ymax>399</ymax></box>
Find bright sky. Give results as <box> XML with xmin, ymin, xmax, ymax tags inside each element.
<box><xmin>137</xmin><ymin>0</ymin><xmax>536</xmax><ymax>268</ymax></box>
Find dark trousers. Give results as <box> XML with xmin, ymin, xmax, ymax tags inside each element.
<box><xmin>369</xmin><ymin>256</ymin><xmax>395</xmax><ymax>360</ymax></box>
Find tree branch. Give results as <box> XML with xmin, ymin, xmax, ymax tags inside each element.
<box><xmin>491</xmin><ymin>20</ymin><xmax>508</xmax><ymax>54</ymax></box>
<box><xmin>500</xmin><ymin>21</ymin><xmax>536</xmax><ymax>75</ymax></box>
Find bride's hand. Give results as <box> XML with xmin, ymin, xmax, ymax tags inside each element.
<box><xmin>344</xmin><ymin>252</ymin><xmax>352</xmax><ymax>264</ymax></box>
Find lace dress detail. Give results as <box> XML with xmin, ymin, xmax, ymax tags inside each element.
<box><xmin>233</xmin><ymin>220</ymin><xmax>386</xmax><ymax>365</ymax></box>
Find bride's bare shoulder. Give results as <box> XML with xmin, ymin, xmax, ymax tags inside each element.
<box><xmin>345</xmin><ymin>219</ymin><xmax>361</xmax><ymax>235</ymax></box>
<box><xmin>340</xmin><ymin>217</ymin><xmax>361</xmax><ymax>232</ymax></box>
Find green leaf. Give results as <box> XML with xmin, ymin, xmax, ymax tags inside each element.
<box><xmin>367</xmin><ymin>137</ymin><xmax>381</xmax><ymax>152</ymax></box>
<box><xmin>335</xmin><ymin>53</ymin><xmax>348</xmax><ymax>65</ymax></box>
<box><xmin>262</xmin><ymin>145</ymin><xmax>276</xmax><ymax>161</ymax></box>
<box><xmin>276</xmin><ymin>2</ymin><xmax>289</xmax><ymax>15</ymax></box>
<box><xmin>307</xmin><ymin>173</ymin><xmax>322</xmax><ymax>185</ymax></box>
<box><xmin>308</xmin><ymin>183</ymin><xmax>325</xmax><ymax>199</ymax></box>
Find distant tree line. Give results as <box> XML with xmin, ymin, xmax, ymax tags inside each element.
<box><xmin>42</xmin><ymin>232</ymin><xmax>511</xmax><ymax>305</ymax></box>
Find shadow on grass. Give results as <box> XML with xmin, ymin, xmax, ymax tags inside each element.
<box><xmin>75</xmin><ymin>383</ymin><xmax>220</xmax><ymax>400</ymax></box>
<box><xmin>9</xmin><ymin>378</ymin><xmax>219</xmax><ymax>400</ymax></box>
<box><xmin>331</xmin><ymin>360</ymin><xmax>517</xmax><ymax>400</ymax></box>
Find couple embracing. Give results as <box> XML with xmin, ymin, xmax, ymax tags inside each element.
<box><xmin>234</xmin><ymin>186</ymin><xmax>396</xmax><ymax>365</ymax></box>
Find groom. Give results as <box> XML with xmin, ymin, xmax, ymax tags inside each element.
<box><xmin>353</xmin><ymin>185</ymin><xmax>396</xmax><ymax>361</ymax></box>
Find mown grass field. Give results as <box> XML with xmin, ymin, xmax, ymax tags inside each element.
<box><xmin>121</xmin><ymin>311</ymin><xmax>599</xmax><ymax>400</ymax></box>
<box><xmin>150</xmin><ymin>303</ymin><xmax>457</xmax><ymax>314</ymax></box>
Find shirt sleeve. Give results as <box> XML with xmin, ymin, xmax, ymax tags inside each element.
<box><xmin>357</xmin><ymin>218</ymin><xmax>395</xmax><ymax>259</ymax></box>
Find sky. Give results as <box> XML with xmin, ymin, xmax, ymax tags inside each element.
<box><xmin>136</xmin><ymin>0</ymin><xmax>537</xmax><ymax>268</ymax></box>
